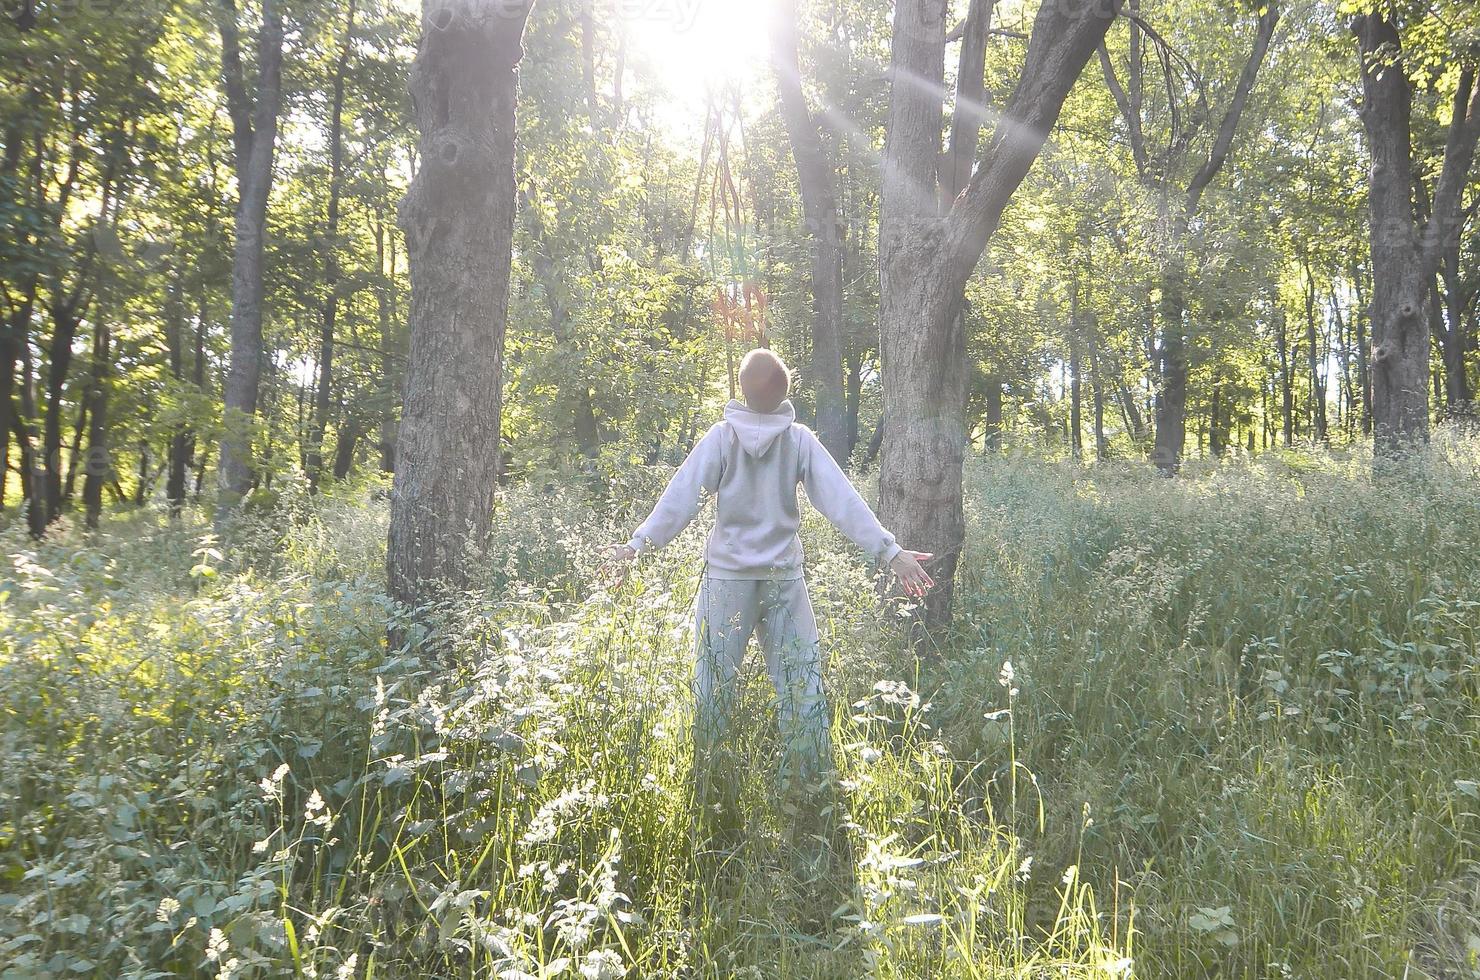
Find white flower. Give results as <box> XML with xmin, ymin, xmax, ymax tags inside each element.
<box><xmin>155</xmin><ymin>896</ymin><xmax>180</xmax><ymax>922</ymax></box>
<box><xmin>998</xmin><ymin>660</ymin><xmax>1019</xmax><ymax>696</ymax></box>
<box><xmin>305</xmin><ymin>789</ymin><xmax>331</xmax><ymax>827</ymax></box>
<box><xmin>259</xmin><ymin>763</ymin><xmax>291</xmax><ymax>801</ymax></box>
<box><xmin>215</xmin><ymin>956</ymin><xmax>240</xmax><ymax>980</ymax></box>
<box><xmin>335</xmin><ymin>953</ymin><xmax>358</xmax><ymax>979</ymax></box>
<box><xmin>579</xmin><ymin>948</ymin><xmax>625</xmax><ymax>980</ymax></box>
<box><xmin>206</xmin><ymin>928</ymin><xmax>229</xmax><ymax>963</ymax></box>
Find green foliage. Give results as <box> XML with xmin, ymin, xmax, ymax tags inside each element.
<box><xmin>7</xmin><ymin>442</ymin><xmax>1480</xmax><ymax>976</ymax></box>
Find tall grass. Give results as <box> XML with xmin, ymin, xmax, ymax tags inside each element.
<box><xmin>2</xmin><ymin>438</ymin><xmax>1478</xmax><ymax>977</ymax></box>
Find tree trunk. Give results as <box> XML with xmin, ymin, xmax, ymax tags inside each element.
<box><xmin>879</xmin><ymin>0</ymin><xmax>1115</xmax><ymax>630</ymax></box>
<box><xmin>374</xmin><ymin>201</ymin><xmax>400</xmax><ymax>472</ymax></box>
<box><xmin>41</xmin><ymin>303</ymin><xmax>81</xmax><ymax>523</ymax></box>
<box><xmin>1151</xmin><ymin>239</ymin><xmax>1189</xmax><ymax>471</ymax></box>
<box><xmin>1438</xmin><ymin>241</ymin><xmax>1473</xmax><ymax>415</ymax></box>
<box><xmin>1355</xmin><ymin>17</ymin><xmax>1427</xmax><ymax>454</ymax></box>
<box><xmin>1353</xmin><ymin>271</ymin><xmax>1372</xmax><ymax>435</ymax></box>
<box><xmin>1304</xmin><ymin>261</ymin><xmax>1327</xmax><ymax>442</ymax></box>
<box><xmin>82</xmin><ymin>323</ymin><xmax>110</xmax><ymax>529</ymax></box>
<box><xmin>387</xmin><ymin>0</ymin><xmax>535</xmax><ymax>611</ymax></box>
<box><xmin>844</xmin><ymin>348</ymin><xmax>862</xmax><ymax>454</ymax></box>
<box><xmin>217</xmin><ymin>0</ymin><xmax>285</xmax><ymax>511</ymax></box>
<box><xmin>1274</xmin><ymin>307</ymin><xmax>1294</xmax><ymax>446</ymax></box>
<box><xmin>1068</xmin><ymin>286</ymin><xmax>1083</xmax><ymax>460</ymax></box>
<box><xmin>164</xmin><ymin>270</ymin><xmax>191</xmax><ymax>515</ymax></box>
<box><xmin>332</xmin><ymin>411</ymin><xmax>360</xmax><ymax>480</ymax></box>
<box><xmin>307</xmin><ymin>0</ymin><xmax>358</xmax><ymax>491</ymax></box>
<box><xmin>1353</xmin><ymin>20</ymin><xmax>1480</xmax><ymax>458</ymax></box>
<box><xmin>982</xmin><ymin>377</ymin><xmax>1003</xmax><ymax>453</ymax></box>
<box><xmin>772</xmin><ymin>0</ymin><xmax>846</xmax><ymax>460</ymax></box>
<box><xmin>0</xmin><ymin>289</ymin><xmax>36</xmax><ymax>514</ymax></box>
<box><xmin>19</xmin><ymin>315</ymin><xmax>43</xmax><ymax>537</ymax></box>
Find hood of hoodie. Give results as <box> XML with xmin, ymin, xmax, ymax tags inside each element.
<box><xmin>724</xmin><ymin>398</ymin><xmax>796</xmax><ymax>457</ymax></box>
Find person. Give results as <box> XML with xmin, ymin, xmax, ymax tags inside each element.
<box><xmin>607</xmin><ymin>349</ymin><xmax>933</xmax><ymax>826</ymax></box>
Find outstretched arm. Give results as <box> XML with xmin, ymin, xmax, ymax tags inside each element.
<box><xmin>610</xmin><ymin>424</ymin><xmax>725</xmax><ymax>563</ymax></box>
<box><xmin>799</xmin><ymin>428</ymin><xmax>934</xmax><ymax>596</ymax></box>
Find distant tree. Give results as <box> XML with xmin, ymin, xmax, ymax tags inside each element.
<box><xmin>771</xmin><ymin>0</ymin><xmax>847</xmax><ymax>461</ymax></box>
<box><xmin>1100</xmin><ymin>0</ymin><xmax>1280</xmax><ymax>472</ymax></box>
<box><xmin>216</xmin><ymin>0</ymin><xmax>286</xmax><ymax>511</ymax></box>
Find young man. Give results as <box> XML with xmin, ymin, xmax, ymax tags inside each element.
<box><xmin>609</xmin><ymin>349</ymin><xmax>932</xmax><ymax>799</ymax></box>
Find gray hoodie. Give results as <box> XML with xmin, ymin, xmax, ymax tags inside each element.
<box><xmin>626</xmin><ymin>399</ymin><xmax>903</xmax><ymax>579</ymax></box>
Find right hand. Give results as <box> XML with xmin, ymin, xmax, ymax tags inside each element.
<box><xmin>889</xmin><ymin>550</ymin><xmax>936</xmax><ymax>598</ymax></box>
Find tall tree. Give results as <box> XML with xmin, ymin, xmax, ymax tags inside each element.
<box><xmin>1351</xmin><ymin>13</ymin><xmax>1480</xmax><ymax>456</ymax></box>
<box><xmin>771</xmin><ymin>0</ymin><xmax>846</xmax><ymax>461</ymax></box>
<box><xmin>387</xmin><ymin>0</ymin><xmax>535</xmax><ymax>610</ymax></box>
<box><xmin>878</xmin><ymin>0</ymin><xmax>1118</xmax><ymax>628</ymax></box>
<box><xmin>307</xmin><ymin>0</ymin><xmax>359</xmax><ymax>491</ymax></box>
<box><xmin>1101</xmin><ymin>2</ymin><xmax>1280</xmax><ymax>472</ymax></box>
<box><xmin>216</xmin><ymin>0</ymin><xmax>285</xmax><ymax>510</ymax></box>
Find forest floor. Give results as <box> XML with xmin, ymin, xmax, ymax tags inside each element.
<box><xmin>4</xmin><ymin>439</ymin><xmax>1480</xmax><ymax>978</ymax></box>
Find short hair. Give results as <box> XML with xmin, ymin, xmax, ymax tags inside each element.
<box><xmin>739</xmin><ymin>348</ymin><xmax>790</xmax><ymax>411</ymax></box>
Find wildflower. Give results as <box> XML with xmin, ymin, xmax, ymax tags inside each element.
<box><xmin>998</xmin><ymin>660</ymin><xmax>1018</xmax><ymax>696</ymax></box>
<box><xmin>155</xmin><ymin>896</ymin><xmax>180</xmax><ymax>922</ymax></box>
<box><xmin>579</xmin><ymin>948</ymin><xmax>624</xmax><ymax>979</ymax></box>
<box><xmin>206</xmin><ymin>928</ymin><xmax>229</xmax><ymax>963</ymax></box>
<box><xmin>259</xmin><ymin>763</ymin><xmax>290</xmax><ymax>801</ymax></box>
<box><xmin>305</xmin><ymin>789</ymin><xmax>331</xmax><ymax>827</ymax></box>
<box><xmin>335</xmin><ymin>953</ymin><xmax>358</xmax><ymax>979</ymax></box>
<box><xmin>216</xmin><ymin>956</ymin><xmax>240</xmax><ymax>980</ymax></box>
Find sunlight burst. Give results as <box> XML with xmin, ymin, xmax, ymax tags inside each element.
<box><xmin>620</xmin><ymin>0</ymin><xmax>776</xmax><ymax>111</ymax></box>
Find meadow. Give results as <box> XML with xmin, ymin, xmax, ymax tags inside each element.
<box><xmin>3</xmin><ymin>440</ymin><xmax>1480</xmax><ymax>979</ymax></box>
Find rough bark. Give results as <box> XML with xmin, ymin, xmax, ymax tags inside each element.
<box><xmin>1353</xmin><ymin>21</ymin><xmax>1480</xmax><ymax>456</ymax></box>
<box><xmin>772</xmin><ymin>0</ymin><xmax>846</xmax><ymax>460</ymax></box>
<box><xmin>387</xmin><ymin>0</ymin><xmax>534</xmax><ymax>611</ymax></box>
<box><xmin>880</xmin><ymin>0</ymin><xmax>1116</xmax><ymax>629</ymax></box>
<box><xmin>217</xmin><ymin>0</ymin><xmax>285</xmax><ymax>510</ymax></box>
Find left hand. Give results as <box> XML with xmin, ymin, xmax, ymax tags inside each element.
<box><xmin>601</xmin><ymin>543</ymin><xmax>637</xmax><ymax>586</ymax></box>
<box><xmin>889</xmin><ymin>550</ymin><xmax>936</xmax><ymax>598</ymax></box>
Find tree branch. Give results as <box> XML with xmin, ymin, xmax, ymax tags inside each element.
<box><xmin>1098</xmin><ymin>42</ymin><xmax>1150</xmax><ymax>179</ymax></box>
<box><xmin>216</xmin><ymin>0</ymin><xmax>255</xmax><ymax>168</ymax></box>
<box><xmin>945</xmin><ymin>0</ymin><xmax>1121</xmax><ymax>289</ymax></box>
<box><xmin>1185</xmin><ymin>4</ymin><xmax>1279</xmax><ymax>212</ymax></box>
<box><xmin>1421</xmin><ymin>66</ymin><xmax>1480</xmax><ymax>272</ymax></box>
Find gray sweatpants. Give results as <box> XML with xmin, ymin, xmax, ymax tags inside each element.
<box><xmin>691</xmin><ymin>575</ymin><xmax>831</xmax><ymax>791</ymax></box>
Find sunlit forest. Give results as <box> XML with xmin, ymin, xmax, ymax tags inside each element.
<box><xmin>3</xmin><ymin>0</ymin><xmax>1480</xmax><ymax>976</ymax></box>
